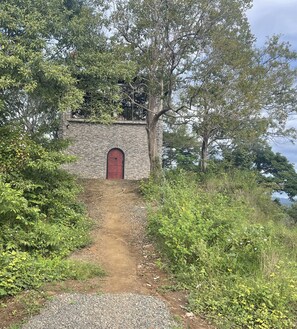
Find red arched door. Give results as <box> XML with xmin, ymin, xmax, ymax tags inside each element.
<box><xmin>107</xmin><ymin>148</ymin><xmax>124</xmax><ymax>179</ymax></box>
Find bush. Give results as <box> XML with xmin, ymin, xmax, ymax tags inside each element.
<box><xmin>0</xmin><ymin>126</ymin><xmax>94</xmax><ymax>297</ymax></box>
<box><xmin>143</xmin><ymin>170</ymin><xmax>297</xmax><ymax>328</ymax></box>
<box><xmin>0</xmin><ymin>251</ymin><xmax>104</xmax><ymax>297</ymax></box>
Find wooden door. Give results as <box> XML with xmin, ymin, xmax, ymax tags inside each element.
<box><xmin>107</xmin><ymin>148</ymin><xmax>124</xmax><ymax>179</ymax></box>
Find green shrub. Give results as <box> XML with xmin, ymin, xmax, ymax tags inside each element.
<box><xmin>0</xmin><ymin>251</ymin><xmax>104</xmax><ymax>297</ymax></box>
<box><xmin>143</xmin><ymin>170</ymin><xmax>297</xmax><ymax>328</ymax></box>
<box><xmin>0</xmin><ymin>126</ymin><xmax>94</xmax><ymax>297</ymax></box>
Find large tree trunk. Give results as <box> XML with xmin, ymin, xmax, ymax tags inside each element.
<box><xmin>200</xmin><ymin>135</ymin><xmax>209</xmax><ymax>172</ymax></box>
<box><xmin>147</xmin><ymin>119</ymin><xmax>161</xmax><ymax>173</ymax></box>
<box><xmin>146</xmin><ymin>94</ymin><xmax>162</xmax><ymax>178</ymax></box>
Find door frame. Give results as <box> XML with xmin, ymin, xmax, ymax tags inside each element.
<box><xmin>106</xmin><ymin>148</ymin><xmax>125</xmax><ymax>179</ymax></box>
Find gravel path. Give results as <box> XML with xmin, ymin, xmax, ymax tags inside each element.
<box><xmin>21</xmin><ymin>181</ymin><xmax>178</xmax><ymax>329</ymax></box>
<box><xmin>22</xmin><ymin>293</ymin><xmax>177</xmax><ymax>329</ymax></box>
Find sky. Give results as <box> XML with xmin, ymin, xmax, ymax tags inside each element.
<box><xmin>247</xmin><ymin>0</ymin><xmax>297</xmax><ymax>168</ymax></box>
<box><xmin>247</xmin><ymin>0</ymin><xmax>297</xmax><ymax>47</ymax></box>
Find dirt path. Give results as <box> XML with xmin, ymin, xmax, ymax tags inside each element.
<box><xmin>1</xmin><ymin>179</ymin><xmax>213</xmax><ymax>329</ymax></box>
<box><xmin>69</xmin><ymin>179</ymin><xmax>213</xmax><ymax>329</ymax></box>
<box><xmin>71</xmin><ymin>179</ymin><xmax>148</xmax><ymax>294</ymax></box>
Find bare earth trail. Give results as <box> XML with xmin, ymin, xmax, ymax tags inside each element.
<box><xmin>18</xmin><ymin>179</ymin><xmax>213</xmax><ymax>329</ymax></box>
<box><xmin>69</xmin><ymin>179</ymin><xmax>212</xmax><ymax>329</ymax></box>
<box><xmin>73</xmin><ymin>179</ymin><xmax>149</xmax><ymax>294</ymax></box>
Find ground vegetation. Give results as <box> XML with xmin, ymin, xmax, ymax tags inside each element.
<box><xmin>142</xmin><ymin>170</ymin><xmax>297</xmax><ymax>328</ymax></box>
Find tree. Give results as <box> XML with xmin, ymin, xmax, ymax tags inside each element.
<box><xmin>223</xmin><ymin>141</ymin><xmax>297</xmax><ymax>199</ymax></box>
<box><xmin>0</xmin><ymin>0</ymin><xmax>83</xmax><ymax>132</ymax></box>
<box><xmin>61</xmin><ymin>0</ymin><xmax>134</xmax><ymax>123</ymax></box>
<box><xmin>0</xmin><ymin>0</ymin><xmax>132</xmax><ymax>135</ymax></box>
<box><xmin>257</xmin><ymin>36</ymin><xmax>297</xmax><ymax>140</ymax></box>
<box><xmin>111</xmin><ymin>0</ymin><xmax>254</xmax><ymax>175</ymax></box>
<box><xmin>163</xmin><ymin>124</ymin><xmax>200</xmax><ymax>171</ymax></box>
<box><xmin>184</xmin><ymin>31</ymin><xmax>263</xmax><ymax>171</ymax></box>
<box><xmin>183</xmin><ymin>34</ymin><xmax>297</xmax><ymax>171</ymax></box>
<box><xmin>254</xmin><ymin>145</ymin><xmax>297</xmax><ymax>200</ymax></box>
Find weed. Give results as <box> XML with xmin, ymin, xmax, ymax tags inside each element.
<box><xmin>143</xmin><ymin>170</ymin><xmax>297</xmax><ymax>328</ymax></box>
<box><xmin>67</xmin><ymin>261</ymin><xmax>105</xmax><ymax>281</ymax></box>
<box><xmin>8</xmin><ymin>324</ymin><xmax>22</xmax><ymax>329</ymax></box>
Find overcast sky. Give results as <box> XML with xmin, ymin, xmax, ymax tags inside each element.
<box><xmin>247</xmin><ymin>0</ymin><xmax>297</xmax><ymax>168</ymax></box>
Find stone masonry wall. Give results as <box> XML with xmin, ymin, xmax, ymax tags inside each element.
<box><xmin>62</xmin><ymin>116</ymin><xmax>162</xmax><ymax>180</ymax></box>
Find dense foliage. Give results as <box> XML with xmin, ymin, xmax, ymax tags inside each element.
<box><xmin>223</xmin><ymin>141</ymin><xmax>297</xmax><ymax>199</ymax></box>
<box><xmin>163</xmin><ymin>124</ymin><xmax>297</xmax><ymax>199</ymax></box>
<box><xmin>0</xmin><ymin>0</ymin><xmax>132</xmax><ymax>135</ymax></box>
<box><xmin>142</xmin><ymin>171</ymin><xmax>297</xmax><ymax>328</ymax></box>
<box><xmin>0</xmin><ymin>0</ymin><xmax>123</xmax><ymax>298</ymax></box>
<box><xmin>163</xmin><ymin>125</ymin><xmax>200</xmax><ymax>171</ymax></box>
<box><xmin>0</xmin><ymin>126</ymin><xmax>100</xmax><ymax>297</ymax></box>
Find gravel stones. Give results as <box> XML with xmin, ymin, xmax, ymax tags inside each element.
<box><xmin>22</xmin><ymin>293</ymin><xmax>177</xmax><ymax>329</ymax></box>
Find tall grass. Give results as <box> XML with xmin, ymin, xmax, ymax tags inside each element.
<box><xmin>142</xmin><ymin>170</ymin><xmax>297</xmax><ymax>328</ymax></box>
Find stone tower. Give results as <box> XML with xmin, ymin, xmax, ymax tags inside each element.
<box><xmin>61</xmin><ymin>112</ymin><xmax>162</xmax><ymax>180</ymax></box>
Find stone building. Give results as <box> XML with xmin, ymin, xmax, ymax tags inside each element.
<box><xmin>61</xmin><ymin>112</ymin><xmax>162</xmax><ymax>180</ymax></box>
